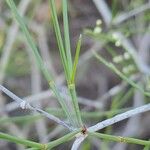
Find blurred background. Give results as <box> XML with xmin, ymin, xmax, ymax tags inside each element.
<box><xmin>0</xmin><ymin>0</ymin><xmax>150</xmax><ymax>149</ymax></box>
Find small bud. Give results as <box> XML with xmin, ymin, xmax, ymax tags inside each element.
<box><xmin>96</xmin><ymin>19</ymin><xmax>102</xmax><ymax>26</ymax></box>
<box><xmin>112</xmin><ymin>33</ymin><xmax>118</xmax><ymax>40</ymax></box>
<box><xmin>122</xmin><ymin>65</ymin><xmax>135</xmax><ymax>74</ymax></box>
<box><xmin>122</xmin><ymin>67</ymin><xmax>129</xmax><ymax>74</ymax></box>
<box><xmin>94</xmin><ymin>27</ymin><xmax>102</xmax><ymax>34</ymax></box>
<box><xmin>124</xmin><ymin>52</ymin><xmax>130</xmax><ymax>60</ymax></box>
<box><xmin>128</xmin><ymin>65</ymin><xmax>135</xmax><ymax>72</ymax></box>
<box><xmin>113</xmin><ymin>55</ymin><xmax>123</xmax><ymax>63</ymax></box>
<box><xmin>115</xmin><ymin>40</ymin><xmax>121</xmax><ymax>47</ymax></box>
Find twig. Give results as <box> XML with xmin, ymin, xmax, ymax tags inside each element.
<box><xmin>71</xmin><ymin>134</ymin><xmax>87</xmax><ymax>150</ymax></box>
<box><xmin>0</xmin><ymin>85</ymin><xmax>73</xmax><ymax>131</ymax></box>
<box><xmin>88</xmin><ymin>103</ymin><xmax>150</xmax><ymax>132</ymax></box>
<box><xmin>113</xmin><ymin>3</ymin><xmax>150</xmax><ymax>25</ymax></box>
<box><xmin>2</xmin><ymin>85</ymin><xmax>103</xmax><ymax>113</ymax></box>
<box><xmin>89</xmin><ymin>132</ymin><xmax>150</xmax><ymax>146</ymax></box>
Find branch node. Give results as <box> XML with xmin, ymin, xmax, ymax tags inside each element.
<box><xmin>20</xmin><ymin>101</ymin><xmax>30</xmax><ymax>109</ymax></box>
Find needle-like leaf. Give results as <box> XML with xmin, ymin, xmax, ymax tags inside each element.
<box><xmin>63</xmin><ymin>0</ymin><xmax>73</xmax><ymax>78</ymax></box>
<box><xmin>6</xmin><ymin>0</ymin><xmax>73</xmax><ymax>125</ymax></box>
<box><xmin>71</xmin><ymin>34</ymin><xmax>82</xmax><ymax>84</ymax></box>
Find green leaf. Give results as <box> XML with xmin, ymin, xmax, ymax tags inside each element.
<box><xmin>63</xmin><ymin>0</ymin><xmax>73</xmax><ymax>78</ymax></box>
<box><xmin>71</xmin><ymin>34</ymin><xmax>82</xmax><ymax>83</ymax></box>
<box><xmin>49</xmin><ymin>0</ymin><xmax>69</xmax><ymax>79</ymax></box>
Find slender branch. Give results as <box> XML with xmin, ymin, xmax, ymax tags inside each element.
<box><xmin>68</xmin><ymin>84</ymin><xmax>83</xmax><ymax>127</ymax></box>
<box><xmin>0</xmin><ymin>132</ymin><xmax>43</xmax><ymax>149</ymax></box>
<box><xmin>88</xmin><ymin>103</ymin><xmax>150</xmax><ymax>132</ymax></box>
<box><xmin>0</xmin><ymin>130</ymin><xmax>81</xmax><ymax>149</ymax></box>
<box><xmin>89</xmin><ymin>132</ymin><xmax>150</xmax><ymax>146</ymax></box>
<box><xmin>71</xmin><ymin>135</ymin><xmax>87</xmax><ymax>150</ymax></box>
<box><xmin>0</xmin><ymin>85</ymin><xmax>73</xmax><ymax>131</ymax></box>
<box><xmin>47</xmin><ymin>130</ymin><xmax>80</xmax><ymax>149</ymax></box>
<box><xmin>113</xmin><ymin>3</ymin><xmax>150</xmax><ymax>25</ymax></box>
<box><xmin>2</xmin><ymin>86</ymin><xmax>103</xmax><ymax>113</ymax></box>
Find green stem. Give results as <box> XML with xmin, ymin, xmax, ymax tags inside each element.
<box><xmin>71</xmin><ymin>34</ymin><xmax>82</xmax><ymax>83</ymax></box>
<box><xmin>49</xmin><ymin>82</ymin><xmax>74</xmax><ymax>126</ymax></box>
<box><xmin>49</xmin><ymin>0</ymin><xmax>69</xmax><ymax>79</ymax></box>
<box><xmin>47</xmin><ymin>130</ymin><xmax>80</xmax><ymax>149</ymax></box>
<box><xmin>89</xmin><ymin>132</ymin><xmax>150</xmax><ymax>146</ymax></box>
<box><xmin>69</xmin><ymin>84</ymin><xmax>83</xmax><ymax>127</ymax></box>
<box><xmin>63</xmin><ymin>0</ymin><xmax>73</xmax><ymax>77</ymax></box>
<box><xmin>0</xmin><ymin>132</ymin><xmax>44</xmax><ymax>149</ymax></box>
